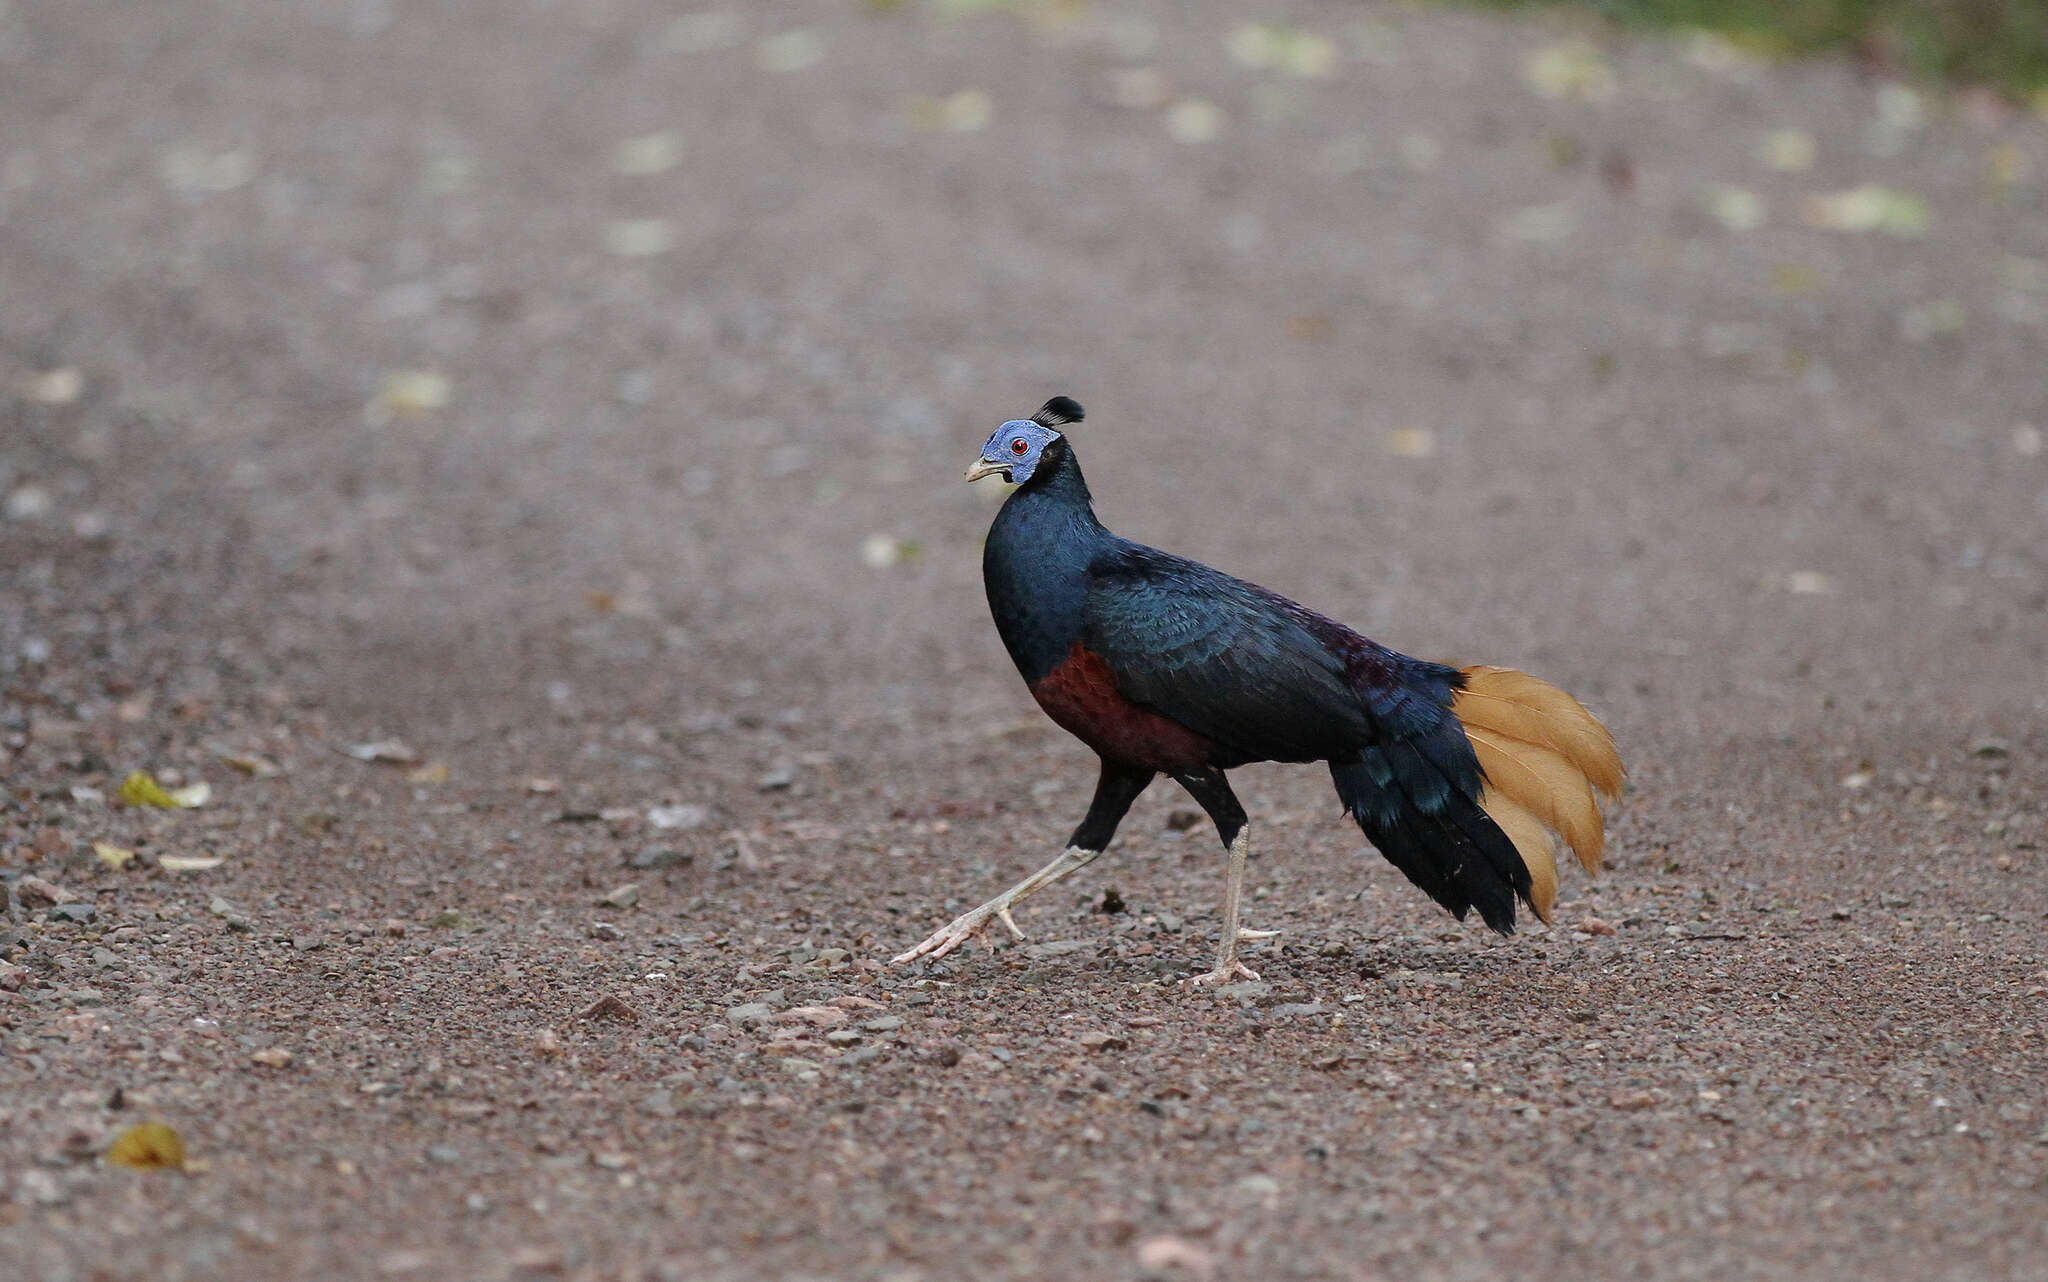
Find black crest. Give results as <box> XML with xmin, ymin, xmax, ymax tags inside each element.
<box><xmin>1032</xmin><ymin>396</ymin><xmax>1084</xmax><ymax>429</ymax></box>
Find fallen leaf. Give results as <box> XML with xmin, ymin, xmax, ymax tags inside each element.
<box><xmin>1898</xmin><ymin>299</ymin><xmax>1965</xmax><ymax>343</ymax></box>
<box><xmin>525</xmin><ymin>777</ymin><xmax>561</xmax><ymax>794</ymax></box>
<box><xmin>1106</xmin><ymin>67</ymin><xmax>1168</xmax><ymax>110</ymax></box>
<box><xmin>369</xmin><ymin>369</ymin><xmax>451</xmax><ymax>422</ymax></box>
<box><xmin>1495</xmin><ymin>201</ymin><xmax>1576</xmax><ymax>243</ymax></box>
<box><xmin>662</xmin><ymin>10</ymin><xmax>743</xmax><ymax>54</ymax></box>
<box><xmin>861</xmin><ymin>533</ymin><xmax>922</xmax><ymax>568</ymax></box>
<box><xmin>19</xmin><ymin>366</ymin><xmax>83</xmax><ymax>405</ymax></box>
<box><xmin>406</xmin><ymin>761</ymin><xmax>450</xmax><ymax>785</ymax></box>
<box><xmin>213</xmin><ymin>748</ymin><xmax>282</xmax><ymax>778</ymax></box>
<box><xmin>611</xmin><ymin>131</ymin><xmax>682</xmax><ymax>176</ymax></box>
<box><xmin>117</xmin><ymin>770</ymin><xmax>207</xmax><ymax>809</ymax></box>
<box><xmin>755</xmin><ymin>28</ymin><xmax>825</xmax><ymax>73</ymax></box>
<box><xmin>1782</xmin><ymin>571</ymin><xmax>1836</xmax><ymax>595</ymax></box>
<box><xmin>159</xmin><ymin>855</ymin><xmax>226</xmax><ymax>872</ymax></box>
<box><xmin>1875</xmin><ymin>84</ymin><xmax>1925</xmax><ymax>132</ymax></box>
<box><xmin>1226</xmin><ymin>25</ymin><xmax>1337</xmax><ymax>78</ymax></box>
<box><xmin>1706</xmin><ymin>186</ymin><xmax>1766</xmax><ymax>232</ymax></box>
<box><xmin>93</xmin><ymin>843</ymin><xmax>136</xmax><ymax>870</ymax></box>
<box><xmin>1770</xmin><ymin>263</ymin><xmax>1822</xmax><ymax>295</ymax></box>
<box><xmin>1803</xmin><ymin>186</ymin><xmax>1929</xmax><ymax>237</ymax></box>
<box><xmin>1987</xmin><ymin>142</ymin><xmax>2030</xmax><ymax>191</ymax></box>
<box><xmin>1523</xmin><ymin>41</ymin><xmax>1615</xmax><ymax>102</ymax></box>
<box><xmin>117</xmin><ymin>771</ymin><xmax>177</xmax><ymax>808</ymax></box>
<box><xmin>604</xmin><ymin>218</ymin><xmax>676</xmax><ymax>257</ymax></box>
<box><xmin>1164</xmin><ymin>99</ymin><xmax>1224</xmax><ymax>145</ymax></box>
<box><xmin>1680</xmin><ymin>30</ymin><xmax>1754</xmax><ymax>73</ymax></box>
<box><xmin>343</xmin><ymin>739</ymin><xmax>419</xmax><ymax>765</ymax></box>
<box><xmin>108</xmin><ymin>1122</ymin><xmax>187</xmax><ymax>1171</ymax></box>
<box><xmin>4</xmin><ymin>484</ymin><xmax>51</xmax><ymax>520</ymax></box>
<box><xmin>249</xmin><ymin>1047</ymin><xmax>294</xmax><ymax>1069</ymax></box>
<box><xmin>905</xmin><ymin>90</ymin><xmax>992</xmax><ymax>134</ymax></box>
<box><xmin>1758</xmin><ymin>129</ymin><xmax>1815</xmax><ymax>171</ymax></box>
<box><xmin>1383</xmin><ymin>428</ymin><xmax>1435</xmax><ymax>459</ymax></box>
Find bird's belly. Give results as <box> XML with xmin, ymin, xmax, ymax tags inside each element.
<box><xmin>1028</xmin><ymin>643</ymin><xmax>1212</xmax><ymax>771</ymax></box>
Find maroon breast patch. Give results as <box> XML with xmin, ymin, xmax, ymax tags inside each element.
<box><xmin>1028</xmin><ymin>643</ymin><xmax>1212</xmax><ymax>771</ymax></box>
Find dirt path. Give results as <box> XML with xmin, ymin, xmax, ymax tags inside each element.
<box><xmin>4</xmin><ymin>2</ymin><xmax>2045</xmax><ymax>1279</ymax></box>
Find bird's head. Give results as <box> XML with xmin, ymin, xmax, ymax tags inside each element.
<box><xmin>966</xmin><ymin>396</ymin><xmax>1084</xmax><ymax>486</ymax></box>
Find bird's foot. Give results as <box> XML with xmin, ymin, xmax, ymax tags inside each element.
<box><xmin>1186</xmin><ymin>959</ymin><xmax>1262</xmax><ymax>986</ymax></box>
<box><xmin>891</xmin><ymin>900</ymin><xmax>1026</xmax><ymax>965</ymax></box>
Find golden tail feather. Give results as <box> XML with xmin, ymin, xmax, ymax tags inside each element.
<box><xmin>1477</xmin><ymin>791</ymin><xmax>1559</xmax><ymax>924</ymax></box>
<box><xmin>1456</xmin><ymin>665</ymin><xmax>1624</xmax><ymax>799</ymax></box>
<box><xmin>1452</xmin><ymin>666</ymin><xmax>1624</xmax><ymax>916</ymax></box>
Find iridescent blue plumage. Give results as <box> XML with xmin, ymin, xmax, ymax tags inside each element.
<box><xmin>899</xmin><ymin>398</ymin><xmax>1622</xmax><ymax>982</ymax></box>
<box><xmin>973</xmin><ymin>401</ymin><xmax>1529</xmax><ymax>935</ymax></box>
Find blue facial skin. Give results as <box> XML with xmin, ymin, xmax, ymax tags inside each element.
<box><xmin>975</xmin><ymin>420</ymin><xmax>1063</xmax><ymax>485</ymax></box>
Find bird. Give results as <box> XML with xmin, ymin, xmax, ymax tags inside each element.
<box><xmin>893</xmin><ymin>397</ymin><xmax>1624</xmax><ymax>985</ymax></box>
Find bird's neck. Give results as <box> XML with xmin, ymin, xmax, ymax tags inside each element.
<box><xmin>984</xmin><ymin>444</ymin><xmax>1108</xmax><ymax>681</ymax></box>
<box><xmin>1001</xmin><ymin>443</ymin><xmax>1103</xmax><ymax>541</ymax></box>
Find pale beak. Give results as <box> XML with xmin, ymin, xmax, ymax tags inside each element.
<box><xmin>964</xmin><ymin>458</ymin><xmax>1009</xmax><ymax>483</ymax></box>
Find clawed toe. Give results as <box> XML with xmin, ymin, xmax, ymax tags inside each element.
<box><xmin>1187</xmin><ymin>960</ymin><xmax>1262</xmax><ymax>986</ymax></box>
<box><xmin>892</xmin><ymin>905</ymin><xmax>1024</xmax><ymax>966</ymax></box>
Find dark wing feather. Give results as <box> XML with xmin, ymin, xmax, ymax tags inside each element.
<box><xmin>1084</xmin><ymin>541</ymin><xmax>1534</xmax><ymax>932</ymax></box>
<box><xmin>1083</xmin><ymin>544</ymin><xmax>1373</xmax><ymax>765</ymax></box>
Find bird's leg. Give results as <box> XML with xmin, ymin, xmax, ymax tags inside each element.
<box><xmin>892</xmin><ymin>762</ymin><xmax>1154</xmax><ymax>967</ymax></box>
<box><xmin>1168</xmin><ymin>768</ymin><xmax>1274</xmax><ymax>986</ymax></box>
<box><xmin>1188</xmin><ymin>825</ymin><xmax>1265</xmax><ymax>986</ymax></box>
<box><xmin>891</xmin><ymin>845</ymin><xmax>1102</xmax><ymax>965</ymax></box>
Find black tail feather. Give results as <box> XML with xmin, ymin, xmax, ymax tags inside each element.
<box><xmin>1330</xmin><ymin>754</ymin><xmax>1532</xmax><ymax>934</ymax></box>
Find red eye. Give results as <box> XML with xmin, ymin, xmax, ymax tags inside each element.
<box><xmin>1011</xmin><ymin>438</ymin><xmax>1028</xmax><ymax>455</ymax></box>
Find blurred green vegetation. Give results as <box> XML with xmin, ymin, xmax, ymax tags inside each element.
<box><xmin>1471</xmin><ymin>0</ymin><xmax>2048</xmax><ymax>92</ymax></box>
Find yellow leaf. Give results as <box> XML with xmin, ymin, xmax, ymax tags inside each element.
<box><xmin>108</xmin><ymin>1122</ymin><xmax>187</xmax><ymax>1171</ymax></box>
<box><xmin>406</xmin><ymin>761</ymin><xmax>450</xmax><ymax>785</ymax></box>
<box><xmin>94</xmin><ymin>843</ymin><xmax>136</xmax><ymax>870</ymax></box>
<box><xmin>118</xmin><ymin>771</ymin><xmax>180</xmax><ymax>808</ymax></box>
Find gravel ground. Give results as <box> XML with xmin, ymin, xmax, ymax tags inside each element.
<box><xmin>4</xmin><ymin>2</ymin><xmax>2046</xmax><ymax>1280</ymax></box>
